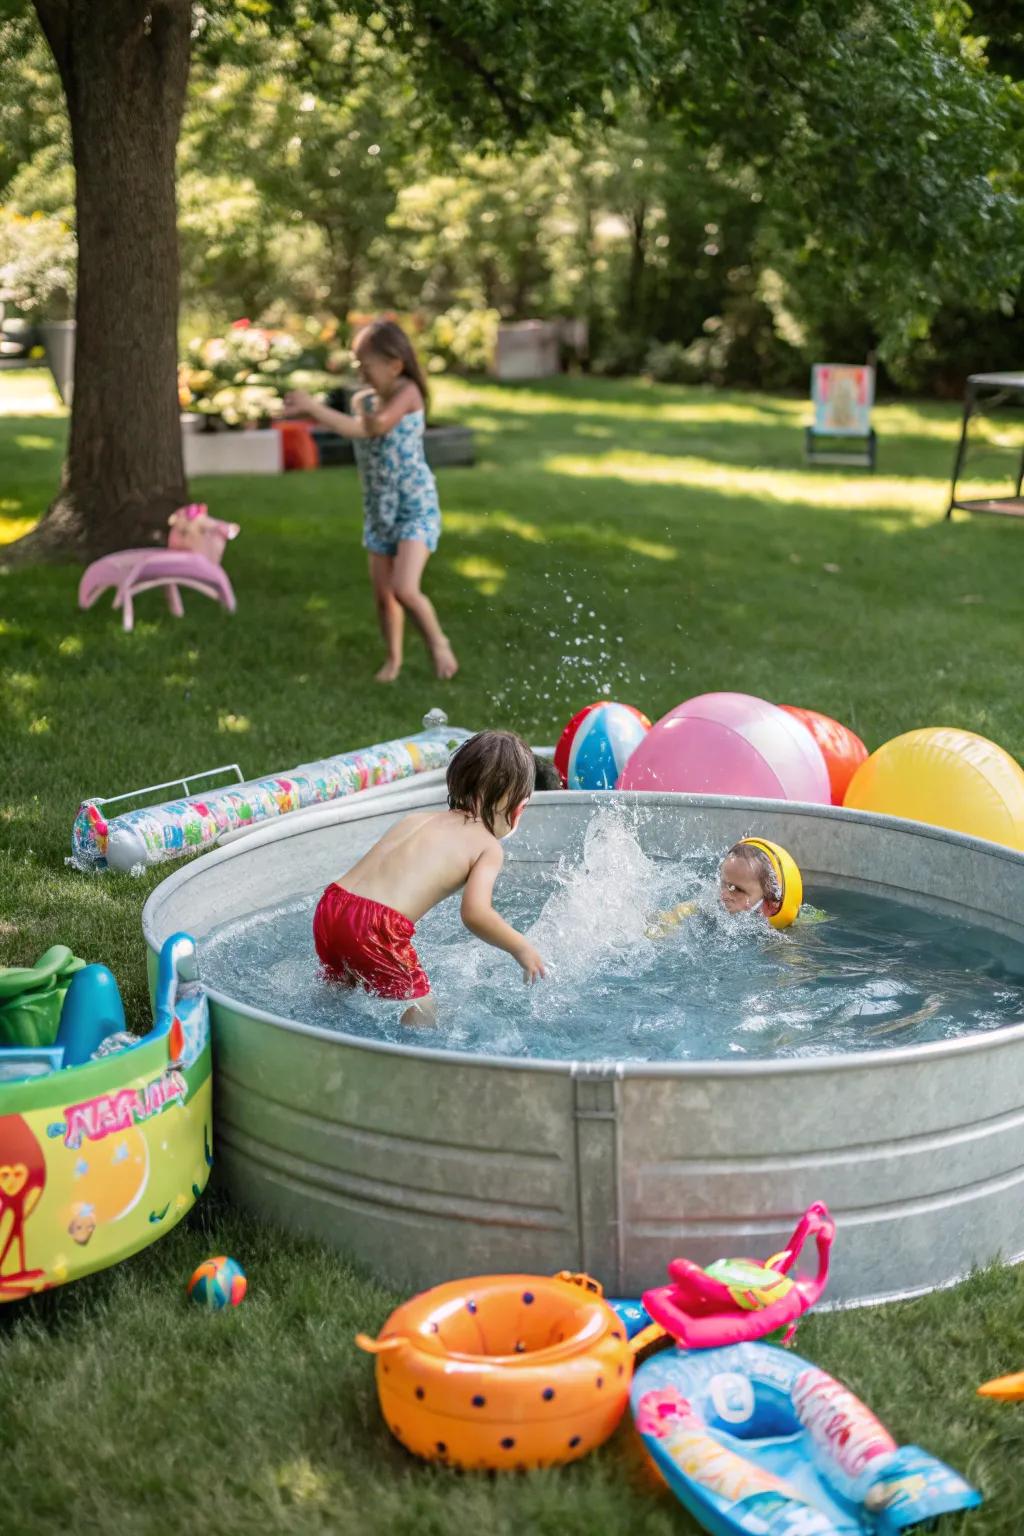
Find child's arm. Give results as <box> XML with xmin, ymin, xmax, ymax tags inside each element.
<box><xmin>283</xmin><ymin>383</ymin><xmax>421</xmax><ymax>439</ymax></box>
<box><xmin>461</xmin><ymin>846</ymin><xmax>547</xmax><ymax>983</ymax></box>
<box><xmin>645</xmin><ymin>900</ymin><xmax>698</xmax><ymax>939</ymax></box>
<box><xmin>283</xmin><ymin>390</ymin><xmax>370</xmax><ymax>438</ymax></box>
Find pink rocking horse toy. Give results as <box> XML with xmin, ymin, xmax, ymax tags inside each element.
<box><xmin>78</xmin><ymin>503</ymin><xmax>239</xmax><ymax>632</ymax></box>
<box><xmin>642</xmin><ymin>1201</ymin><xmax>835</xmax><ymax>1350</ymax></box>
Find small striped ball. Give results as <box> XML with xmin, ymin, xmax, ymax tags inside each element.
<box><xmin>188</xmin><ymin>1255</ymin><xmax>247</xmax><ymax>1310</ymax></box>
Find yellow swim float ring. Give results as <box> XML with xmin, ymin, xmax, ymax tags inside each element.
<box><xmin>356</xmin><ymin>1271</ymin><xmax>633</xmax><ymax>1469</ymax></box>
<box><xmin>739</xmin><ymin>837</ymin><xmax>803</xmax><ymax>929</ymax></box>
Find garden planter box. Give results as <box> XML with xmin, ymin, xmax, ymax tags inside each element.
<box><xmin>310</xmin><ymin>422</ymin><xmax>475</xmax><ymax>470</ymax></box>
<box><xmin>492</xmin><ymin>321</ymin><xmax>561</xmax><ymax>381</ymax></box>
<box><xmin>182</xmin><ymin>423</ymin><xmax>283</xmax><ymax>476</ymax></box>
<box><xmin>41</xmin><ymin>319</ymin><xmax>75</xmax><ymax>402</ymax></box>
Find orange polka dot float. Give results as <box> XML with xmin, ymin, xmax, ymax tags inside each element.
<box><xmin>355</xmin><ymin>1271</ymin><xmax>632</xmax><ymax>1470</ymax></box>
<box><xmin>778</xmin><ymin>705</ymin><xmax>868</xmax><ymax>806</ymax></box>
<box><xmin>188</xmin><ymin>1255</ymin><xmax>247</xmax><ymax>1310</ymax></box>
<box><xmin>554</xmin><ymin>701</ymin><xmax>652</xmax><ymax>790</ymax></box>
<box><xmin>843</xmin><ymin>728</ymin><xmax>1024</xmax><ymax>850</ymax></box>
<box><xmin>617</xmin><ymin>692</ymin><xmax>831</xmax><ymax>803</ymax></box>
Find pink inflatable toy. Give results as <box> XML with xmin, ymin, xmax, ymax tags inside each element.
<box><xmin>79</xmin><ymin>505</ymin><xmax>240</xmax><ymax>633</ymax></box>
<box><xmin>617</xmin><ymin>691</ymin><xmax>831</xmax><ymax>803</ymax></box>
<box><xmin>642</xmin><ymin>1202</ymin><xmax>835</xmax><ymax>1349</ymax></box>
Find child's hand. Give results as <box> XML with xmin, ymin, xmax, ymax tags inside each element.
<box><xmin>515</xmin><ymin>942</ymin><xmax>547</xmax><ymax>985</ymax></box>
<box><xmin>283</xmin><ymin>389</ymin><xmax>316</xmax><ymax>416</ymax></box>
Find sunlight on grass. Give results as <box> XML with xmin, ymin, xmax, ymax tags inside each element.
<box><xmin>0</xmin><ymin>514</ymin><xmax>38</xmax><ymax>544</ymax></box>
<box><xmin>439</xmin><ymin>376</ymin><xmax>804</xmax><ymax>426</ymax></box>
<box><xmin>544</xmin><ymin>449</ymin><xmax>1012</xmax><ymax>522</ymax></box>
<box><xmin>0</xmin><ymin>368</ymin><xmax>65</xmax><ymax>416</ymax></box>
<box><xmin>14</xmin><ymin>433</ymin><xmax>57</xmax><ymax>450</ymax></box>
<box><xmin>453</xmin><ymin>554</ymin><xmax>506</xmax><ymax>594</ymax></box>
<box><xmin>619</xmin><ymin>535</ymin><xmax>677</xmax><ymax>561</ymax></box>
<box><xmin>445</xmin><ymin>509</ymin><xmax>546</xmax><ymax>543</ymax></box>
<box><xmin>218</xmin><ymin>712</ymin><xmax>251</xmax><ymax>733</ymax></box>
<box><xmin>274</xmin><ymin>1456</ymin><xmax>329</xmax><ymax>1505</ymax></box>
<box><xmin>57</xmin><ymin>635</ymin><xmax>84</xmax><ymax>657</ymax></box>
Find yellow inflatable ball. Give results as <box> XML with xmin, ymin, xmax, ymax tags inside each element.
<box><xmin>843</xmin><ymin>728</ymin><xmax>1024</xmax><ymax>851</ymax></box>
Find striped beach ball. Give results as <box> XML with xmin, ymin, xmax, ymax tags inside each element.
<box><xmin>554</xmin><ymin>702</ymin><xmax>652</xmax><ymax>790</ymax></box>
<box><xmin>188</xmin><ymin>1255</ymin><xmax>247</xmax><ymax>1310</ymax></box>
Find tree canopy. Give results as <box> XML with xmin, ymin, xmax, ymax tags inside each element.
<box><xmin>1</xmin><ymin>0</ymin><xmax>1022</xmax><ymax>558</ymax></box>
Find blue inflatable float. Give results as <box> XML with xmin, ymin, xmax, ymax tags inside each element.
<box><xmin>632</xmin><ymin>1341</ymin><xmax>980</xmax><ymax>1535</ymax></box>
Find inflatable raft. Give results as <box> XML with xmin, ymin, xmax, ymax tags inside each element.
<box><xmin>632</xmin><ymin>1341</ymin><xmax>980</xmax><ymax>1534</ymax></box>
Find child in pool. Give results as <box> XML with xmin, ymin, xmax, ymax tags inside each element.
<box><xmin>652</xmin><ymin>840</ymin><xmax>802</xmax><ymax>933</ymax></box>
<box><xmin>313</xmin><ymin>731</ymin><xmax>547</xmax><ymax>1025</ymax></box>
<box><xmin>285</xmin><ymin>319</ymin><xmax>458</xmax><ymax>684</ymax></box>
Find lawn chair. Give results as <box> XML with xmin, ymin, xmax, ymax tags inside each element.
<box><xmin>78</xmin><ymin>503</ymin><xmax>239</xmax><ymax>632</ymax></box>
<box><xmin>804</xmin><ymin>363</ymin><xmax>876</xmax><ymax>469</ymax></box>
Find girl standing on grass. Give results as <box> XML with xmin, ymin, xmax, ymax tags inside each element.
<box><xmin>285</xmin><ymin>320</ymin><xmax>458</xmax><ymax>682</ymax></box>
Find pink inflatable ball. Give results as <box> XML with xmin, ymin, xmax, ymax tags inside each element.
<box><xmin>617</xmin><ymin>691</ymin><xmax>832</xmax><ymax>803</ymax></box>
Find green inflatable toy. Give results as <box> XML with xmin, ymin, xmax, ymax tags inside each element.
<box><xmin>0</xmin><ymin>946</ymin><xmax>86</xmax><ymax>1048</ymax></box>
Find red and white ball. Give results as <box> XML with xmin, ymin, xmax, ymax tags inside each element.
<box><xmin>554</xmin><ymin>701</ymin><xmax>652</xmax><ymax>790</ymax></box>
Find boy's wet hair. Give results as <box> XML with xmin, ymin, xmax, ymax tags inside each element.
<box><xmin>531</xmin><ymin>754</ymin><xmax>563</xmax><ymax>791</ymax></box>
<box><xmin>724</xmin><ymin>842</ymin><xmax>781</xmax><ymax>903</ymax></box>
<box><xmin>447</xmin><ymin>731</ymin><xmax>535</xmax><ymax>834</ymax></box>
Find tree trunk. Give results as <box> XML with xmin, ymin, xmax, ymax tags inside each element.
<box><xmin>5</xmin><ymin>1</ymin><xmax>192</xmax><ymax>567</ymax></box>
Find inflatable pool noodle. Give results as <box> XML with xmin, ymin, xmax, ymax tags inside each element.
<box><xmin>71</xmin><ymin>722</ymin><xmax>472</xmax><ymax>873</ymax></box>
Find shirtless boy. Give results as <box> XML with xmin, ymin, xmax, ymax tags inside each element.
<box><xmin>313</xmin><ymin>731</ymin><xmax>547</xmax><ymax>1023</ymax></box>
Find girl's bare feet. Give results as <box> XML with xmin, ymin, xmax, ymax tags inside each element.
<box><xmin>375</xmin><ymin>658</ymin><xmax>402</xmax><ymax>683</ymax></box>
<box><xmin>432</xmin><ymin>637</ymin><xmax>459</xmax><ymax>680</ymax></box>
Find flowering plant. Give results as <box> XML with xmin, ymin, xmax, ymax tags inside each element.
<box><xmin>0</xmin><ymin>208</ymin><xmax>76</xmax><ymax>318</ymax></box>
<box><xmin>178</xmin><ymin>318</ymin><xmax>305</xmax><ymax>426</ymax></box>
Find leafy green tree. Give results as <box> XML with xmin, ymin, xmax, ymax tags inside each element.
<box><xmin>0</xmin><ymin>0</ymin><xmax>1020</xmax><ymax>563</ymax></box>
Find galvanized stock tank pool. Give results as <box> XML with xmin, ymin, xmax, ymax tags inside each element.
<box><xmin>142</xmin><ymin>788</ymin><xmax>1024</xmax><ymax>1306</ymax></box>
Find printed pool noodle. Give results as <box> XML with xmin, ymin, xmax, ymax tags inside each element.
<box><xmin>72</xmin><ymin>725</ymin><xmax>472</xmax><ymax>873</ymax></box>
<box><xmin>618</xmin><ymin>692</ymin><xmax>831</xmax><ymax>803</ymax></box>
<box><xmin>778</xmin><ymin>705</ymin><xmax>868</xmax><ymax>806</ymax></box>
<box><xmin>844</xmin><ymin>727</ymin><xmax>1024</xmax><ymax>851</ymax></box>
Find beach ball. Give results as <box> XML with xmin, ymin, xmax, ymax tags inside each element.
<box><xmin>843</xmin><ymin>728</ymin><xmax>1024</xmax><ymax>850</ymax></box>
<box><xmin>617</xmin><ymin>692</ymin><xmax>831</xmax><ymax>803</ymax></box>
<box><xmin>554</xmin><ymin>701</ymin><xmax>652</xmax><ymax>790</ymax></box>
<box><xmin>188</xmin><ymin>1255</ymin><xmax>247</xmax><ymax>1310</ymax></box>
<box><xmin>779</xmin><ymin>705</ymin><xmax>868</xmax><ymax>806</ymax></box>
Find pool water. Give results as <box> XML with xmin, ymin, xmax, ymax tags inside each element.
<box><xmin>198</xmin><ymin>811</ymin><xmax>1024</xmax><ymax>1063</ymax></box>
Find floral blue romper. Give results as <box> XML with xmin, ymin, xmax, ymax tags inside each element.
<box><xmin>354</xmin><ymin>406</ymin><xmax>442</xmax><ymax>556</ymax></box>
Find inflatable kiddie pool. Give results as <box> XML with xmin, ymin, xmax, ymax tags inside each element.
<box><xmin>0</xmin><ymin>935</ymin><xmax>212</xmax><ymax>1302</ymax></box>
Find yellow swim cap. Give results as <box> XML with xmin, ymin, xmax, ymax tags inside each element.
<box><xmin>739</xmin><ymin>837</ymin><xmax>803</xmax><ymax>929</ymax></box>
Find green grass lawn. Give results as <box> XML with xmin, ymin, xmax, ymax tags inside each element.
<box><xmin>2</xmin><ymin>368</ymin><xmax>1024</xmax><ymax>1533</ymax></box>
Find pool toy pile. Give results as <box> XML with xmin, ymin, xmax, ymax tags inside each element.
<box><xmin>356</xmin><ymin>1207</ymin><xmax>983</xmax><ymax>1530</ymax></box>
<box><xmin>560</xmin><ymin>690</ymin><xmax>1024</xmax><ymax>852</ymax></box>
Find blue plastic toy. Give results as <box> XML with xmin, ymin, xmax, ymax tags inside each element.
<box><xmin>56</xmin><ymin>964</ymin><xmax>126</xmax><ymax>1066</ymax></box>
<box><xmin>632</xmin><ymin>1340</ymin><xmax>980</xmax><ymax>1535</ymax></box>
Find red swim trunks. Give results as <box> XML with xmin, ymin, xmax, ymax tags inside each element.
<box><xmin>313</xmin><ymin>883</ymin><xmax>430</xmax><ymax>1001</ymax></box>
